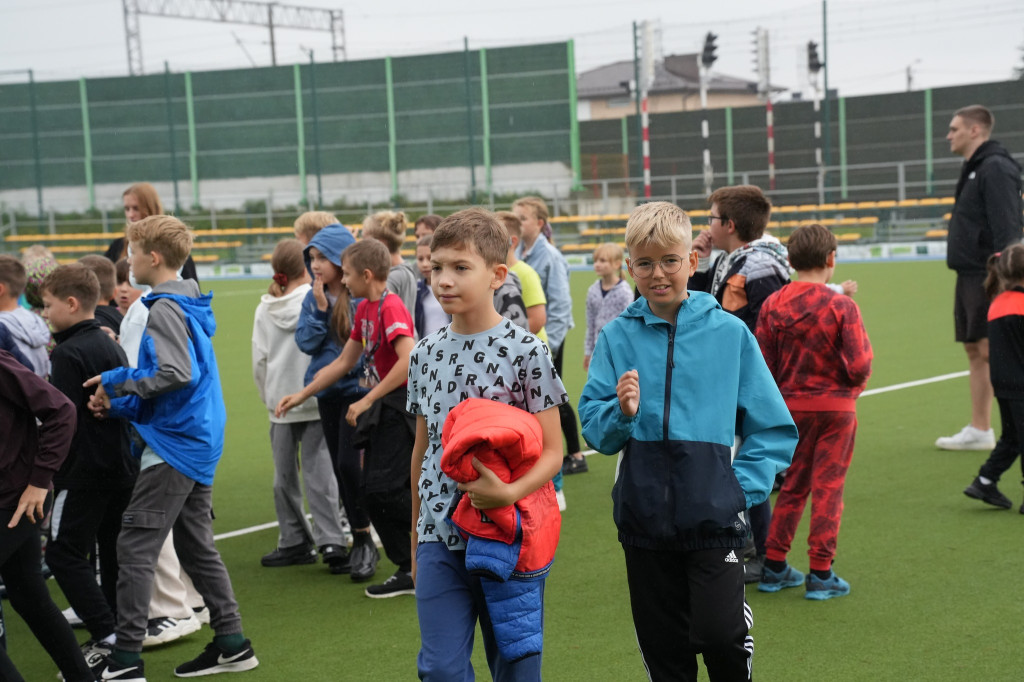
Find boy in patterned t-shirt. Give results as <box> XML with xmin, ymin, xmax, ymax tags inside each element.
<box><xmin>407</xmin><ymin>208</ymin><xmax>567</xmax><ymax>681</ymax></box>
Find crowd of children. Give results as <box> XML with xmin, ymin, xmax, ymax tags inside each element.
<box><xmin>14</xmin><ymin>171</ymin><xmax>1024</xmax><ymax>682</ymax></box>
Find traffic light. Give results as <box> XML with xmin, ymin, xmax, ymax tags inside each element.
<box><xmin>807</xmin><ymin>41</ymin><xmax>824</xmax><ymax>73</ymax></box>
<box><xmin>701</xmin><ymin>32</ymin><xmax>718</xmax><ymax>68</ymax></box>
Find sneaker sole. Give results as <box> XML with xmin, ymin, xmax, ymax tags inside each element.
<box><xmin>805</xmin><ymin>589</ymin><xmax>850</xmax><ymax>600</ymax></box>
<box><xmin>364</xmin><ymin>587</ymin><xmax>415</xmax><ymax>599</ymax></box>
<box><xmin>143</xmin><ymin>617</ymin><xmax>202</xmax><ymax>648</ymax></box>
<box><xmin>174</xmin><ymin>656</ymin><xmax>259</xmax><ymax>677</ymax></box>
<box><xmin>758</xmin><ymin>579</ymin><xmax>804</xmax><ymax>593</ymax></box>
<box><xmin>935</xmin><ymin>440</ymin><xmax>995</xmax><ymax>451</ymax></box>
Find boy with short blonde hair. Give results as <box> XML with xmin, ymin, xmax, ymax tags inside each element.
<box><xmin>408</xmin><ymin>207</ymin><xmax>567</xmax><ymax>680</ymax></box>
<box><xmin>293</xmin><ymin>211</ymin><xmax>342</xmax><ymax>245</ymax></box>
<box><xmin>579</xmin><ymin>201</ymin><xmax>797</xmax><ymax>681</ymax></box>
<box><xmin>86</xmin><ymin>215</ymin><xmax>259</xmax><ymax>679</ymax></box>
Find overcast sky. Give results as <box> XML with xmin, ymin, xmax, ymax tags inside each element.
<box><xmin>2</xmin><ymin>0</ymin><xmax>1022</xmax><ymax>98</ymax></box>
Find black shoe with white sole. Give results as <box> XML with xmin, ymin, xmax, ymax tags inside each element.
<box><xmin>174</xmin><ymin>639</ymin><xmax>259</xmax><ymax>677</ymax></box>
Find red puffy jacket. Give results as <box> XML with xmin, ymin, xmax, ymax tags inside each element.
<box><xmin>440</xmin><ymin>398</ymin><xmax>561</xmax><ymax>573</ymax></box>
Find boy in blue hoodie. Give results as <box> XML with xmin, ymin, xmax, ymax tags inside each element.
<box><xmin>85</xmin><ymin>216</ymin><xmax>258</xmax><ymax>681</ymax></box>
<box><xmin>578</xmin><ymin>202</ymin><xmax>797</xmax><ymax>682</ymax></box>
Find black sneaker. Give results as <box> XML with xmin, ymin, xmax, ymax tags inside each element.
<box><xmin>174</xmin><ymin>639</ymin><xmax>259</xmax><ymax>677</ymax></box>
<box><xmin>964</xmin><ymin>476</ymin><xmax>1012</xmax><ymax>509</ymax></box>
<box><xmin>260</xmin><ymin>543</ymin><xmax>317</xmax><ymax>567</ymax></box>
<box><xmin>98</xmin><ymin>656</ymin><xmax>146</xmax><ymax>681</ymax></box>
<box><xmin>320</xmin><ymin>544</ymin><xmax>350</xmax><ymax>575</ymax></box>
<box><xmin>349</xmin><ymin>536</ymin><xmax>380</xmax><ymax>583</ymax></box>
<box><xmin>365</xmin><ymin>571</ymin><xmax>415</xmax><ymax>599</ymax></box>
<box><xmin>82</xmin><ymin>639</ymin><xmax>115</xmax><ymax>675</ymax></box>
<box><xmin>561</xmin><ymin>456</ymin><xmax>589</xmax><ymax>475</ymax></box>
<box><xmin>743</xmin><ymin>554</ymin><xmax>765</xmax><ymax>584</ymax></box>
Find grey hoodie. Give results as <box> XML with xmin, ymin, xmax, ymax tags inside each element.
<box><xmin>0</xmin><ymin>307</ymin><xmax>52</xmax><ymax>377</ymax></box>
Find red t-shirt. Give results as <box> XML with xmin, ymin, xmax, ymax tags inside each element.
<box><xmin>351</xmin><ymin>292</ymin><xmax>414</xmax><ymax>385</ymax></box>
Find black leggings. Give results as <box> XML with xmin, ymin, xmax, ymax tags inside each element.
<box><xmin>552</xmin><ymin>344</ymin><xmax>581</xmax><ymax>455</ymax></box>
<box><xmin>319</xmin><ymin>393</ymin><xmax>372</xmax><ymax>530</ymax></box>
<box><xmin>979</xmin><ymin>397</ymin><xmax>1024</xmax><ymax>483</ymax></box>
<box><xmin>0</xmin><ymin>508</ymin><xmax>93</xmax><ymax>682</ymax></box>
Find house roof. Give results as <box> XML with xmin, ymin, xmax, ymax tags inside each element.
<box><xmin>577</xmin><ymin>53</ymin><xmax>767</xmax><ymax>99</ymax></box>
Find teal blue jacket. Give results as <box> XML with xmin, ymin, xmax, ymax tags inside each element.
<box><xmin>579</xmin><ymin>291</ymin><xmax>797</xmax><ymax>551</ymax></box>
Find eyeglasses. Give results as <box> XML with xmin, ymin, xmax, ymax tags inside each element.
<box><xmin>708</xmin><ymin>214</ymin><xmax>726</xmax><ymax>225</ymax></box>
<box><xmin>630</xmin><ymin>254</ymin><xmax>686</xmax><ymax>278</ymax></box>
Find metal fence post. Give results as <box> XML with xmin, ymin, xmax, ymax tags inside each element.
<box><xmin>211</xmin><ymin>204</ymin><xmax>217</xmax><ymax>231</ymax></box>
<box><xmin>48</xmin><ymin>210</ymin><xmax>56</xmax><ymax>235</ymax></box>
<box><xmin>897</xmin><ymin>163</ymin><xmax>906</xmax><ymax>202</ymax></box>
<box><xmin>101</xmin><ymin>209</ymin><xmax>108</xmax><ymax>234</ymax></box>
<box><xmin>266</xmin><ymin>192</ymin><xmax>273</xmax><ymax>228</ymax></box>
<box><xmin>670</xmin><ymin>176</ymin><xmax>677</xmax><ymax>205</ymax></box>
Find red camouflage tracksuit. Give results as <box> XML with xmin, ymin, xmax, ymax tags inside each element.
<box><xmin>755</xmin><ymin>281</ymin><xmax>873</xmax><ymax>572</ymax></box>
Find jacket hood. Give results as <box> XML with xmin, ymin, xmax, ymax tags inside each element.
<box><xmin>970</xmin><ymin>140</ymin><xmax>1022</xmax><ymax>173</ymax></box>
<box><xmin>304</xmin><ymin>224</ymin><xmax>356</xmax><ymax>272</ymax></box>
<box><xmin>259</xmin><ymin>283</ymin><xmax>310</xmax><ymax>330</ymax></box>
<box><xmin>145</xmin><ymin>279</ymin><xmax>217</xmax><ymax>337</ymax></box>
<box><xmin>759</xmin><ymin>281</ymin><xmax>826</xmax><ymax>335</ymax></box>
<box><xmin>0</xmin><ymin>307</ymin><xmax>50</xmax><ymax>349</ymax></box>
<box><xmin>749</xmin><ymin>236</ymin><xmax>792</xmax><ymax>273</ymax></box>
<box><xmin>623</xmin><ymin>289</ymin><xmax>721</xmax><ymax>326</ymax></box>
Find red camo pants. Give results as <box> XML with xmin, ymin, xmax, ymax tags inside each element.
<box><xmin>765</xmin><ymin>411</ymin><xmax>857</xmax><ymax>573</ymax></box>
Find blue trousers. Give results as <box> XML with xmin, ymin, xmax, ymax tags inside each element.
<box><xmin>415</xmin><ymin>542</ymin><xmax>544</xmax><ymax>682</ymax></box>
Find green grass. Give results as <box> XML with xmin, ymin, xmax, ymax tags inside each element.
<box><xmin>10</xmin><ymin>259</ymin><xmax>1021</xmax><ymax>681</ymax></box>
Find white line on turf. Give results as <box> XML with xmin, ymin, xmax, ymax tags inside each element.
<box><xmin>214</xmin><ymin>369</ymin><xmax>972</xmax><ymax>541</ymax></box>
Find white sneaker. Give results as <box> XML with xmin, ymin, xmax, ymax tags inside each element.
<box><xmin>141</xmin><ymin>614</ymin><xmax>201</xmax><ymax>648</ymax></box>
<box><xmin>62</xmin><ymin>606</ymin><xmax>84</xmax><ymax>628</ymax></box>
<box><xmin>192</xmin><ymin>606</ymin><xmax>210</xmax><ymax>625</ymax></box>
<box><xmin>935</xmin><ymin>425</ymin><xmax>996</xmax><ymax>451</ymax></box>
<box><xmin>555</xmin><ymin>489</ymin><xmax>567</xmax><ymax>512</ymax></box>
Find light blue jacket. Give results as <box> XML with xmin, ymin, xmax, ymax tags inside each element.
<box><xmin>578</xmin><ymin>291</ymin><xmax>797</xmax><ymax>551</ymax></box>
<box><xmin>102</xmin><ymin>280</ymin><xmax>225</xmax><ymax>486</ymax></box>
<box><xmin>517</xmin><ymin>234</ymin><xmax>573</xmax><ymax>352</ymax></box>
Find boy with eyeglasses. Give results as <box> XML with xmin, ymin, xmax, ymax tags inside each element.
<box><xmin>579</xmin><ymin>202</ymin><xmax>796</xmax><ymax>681</ymax></box>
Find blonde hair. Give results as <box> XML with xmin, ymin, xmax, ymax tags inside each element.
<box><xmin>624</xmin><ymin>202</ymin><xmax>692</xmax><ymax>252</ymax></box>
<box><xmin>126</xmin><ymin>215</ymin><xmax>193</xmax><ymax>271</ymax></box>
<box><xmin>343</xmin><ymin>240</ymin><xmax>391</xmax><ymax>282</ymax></box>
<box><xmin>594</xmin><ymin>242</ymin><xmax>625</xmax><ymax>278</ymax></box>
<box><xmin>512</xmin><ymin>196</ymin><xmax>549</xmax><ymax>223</ymax></box>
<box><xmin>294</xmin><ymin>211</ymin><xmax>340</xmax><ymax>241</ymax></box>
<box><xmin>494</xmin><ymin>211</ymin><xmax>521</xmax><ymax>239</ymax></box>
<box><xmin>362</xmin><ymin>211</ymin><xmax>407</xmax><ymax>254</ymax></box>
<box><xmin>22</xmin><ymin>244</ymin><xmax>55</xmax><ymax>265</ymax></box>
<box><xmin>269</xmin><ymin>238</ymin><xmax>306</xmax><ymax>297</ymax></box>
<box><xmin>123</xmin><ymin>183</ymin><xmax>164</xmax><ymax>220</ymax></box>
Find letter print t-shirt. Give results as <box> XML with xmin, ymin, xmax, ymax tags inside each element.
<box><xmin>407</xmin><ymin>318</ymin><xmax>568</xmax><ymax>549</ymax></box>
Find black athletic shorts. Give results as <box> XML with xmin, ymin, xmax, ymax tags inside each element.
<box><xmin>954</xmin><ymin>272</ymin><xmax>989</xmax><ymax>343</ymax></box>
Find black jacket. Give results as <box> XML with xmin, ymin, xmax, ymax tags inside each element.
<box><xmin>49</xmin><ymin>319</ymin><xmax>137</xmax><ymax>491</ymax></box>
<box><xmin>946</xmin><ymin>140</ymin><xmax>1023</xmax><ymax>274</ymax></box>
<box><xmin>989</xmin><ymin>286</ymin><xmax>1024</xmax><ymax>400</ymax></box>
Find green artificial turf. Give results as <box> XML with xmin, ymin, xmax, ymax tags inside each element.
<box><xmin>9</xmin><ymin>259</ymin><xmax>1022</xmax><ymax>681</ymax></box>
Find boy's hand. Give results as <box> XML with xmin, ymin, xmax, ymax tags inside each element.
<box><xmin>345</xmin><ymin>397</ymin><xmax>371</xmax><ymax>427</ymax></box>
<box><xmin>458</xmin><ymin>459</ymin><xmax>514</xmax><ymax>509</ymax></box>
<box><xmin>841</xmin><ymin>279</ymin><xmax>858</xmax><ymax>296</ymax></box>
<box><xmin>692</xmin><ymin>230</ymin><xmax>713</xmax><ymax>258</ymax></box>
<box><xmin>83</xmin><ymin>375</ymin><xmax>111</xmax><ymax>418</ymax></box>
<box><xmin>9</xmin><ymin>485</ymin><xmax>47</xmax><ymax>528</ymax></box>
<box><xmin>617</xmin><ymin>369</ymin><xmax>640</xmax><ymax>417</ymax></box>
<box><xmin>312</xmin><ymin>274</ymin><xmax>328</xmax><ymax>311</ymax></box>
<box><xmin>276</xmin><ymin>393</ymin><xmax>304</xmax><ymax>418</ymax></box>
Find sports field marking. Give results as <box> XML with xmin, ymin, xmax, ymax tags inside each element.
<box><xmin>213</xmin><ymin>369</ymin><xmax>971</xmax><ymax>542</ymax></box>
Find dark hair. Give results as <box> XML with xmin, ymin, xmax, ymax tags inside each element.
<box><xmin>954</xmin><ymin>105</ymin><xmax>994</xmax><ymax>133</ymax></box>
<box><xmin>78</xmin><ymin>254</ymin><xmax>117</xmax><ymax>300</ymax></box>
<box><xmin>115</xmin><ymin>258</ymin><xmax>130</xmax><ymax>285</ymax></box>
<box><xmin>786</xmin><ymin>224</ymin><xmax>837</xmax><ymax>271</ymax></box>
<box><xmin>343</xmin><ymin>239</ymin><xmax>391</xmax><ymax>282</ymax></box>
<box><xmin>708</xmin><ymin>185</ymin><xmax>772</xmax><ymax>243</ymax></box>
<box><xmin>41</xmin><ymin>263</ymin><xmax>101</xmax><ymax>311</ymax></box>
<box><xmin>984</xmin><ymin>244</ymin><xmax>1024</xmax><ymax>300</ymax></box>
<box><xmin>431</xmin><ymin>208</ymin><xmax>509</xmax><ymax>266</ymax></box>
<box><xmin>415</xmin><ymin>214</ymin><xmax>442</xmax><ymax>233</ymax></box>
<box><xmin>494</xmin><ymin>211</ymin><xmax>522</xmax><ymax>239</ymax></box>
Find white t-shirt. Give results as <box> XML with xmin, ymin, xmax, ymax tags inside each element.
<box><xmin>407</xmin><ymin>318</ymin><xmax>567</xmax><ymax>549</ymax></box>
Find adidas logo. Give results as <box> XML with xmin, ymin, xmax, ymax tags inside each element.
<box><xmin>724</xmin><ymin>550</ymin><xmax>739</xmax><ymax>564</ymax></box>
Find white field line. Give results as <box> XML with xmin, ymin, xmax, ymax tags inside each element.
<box><xmin>214</xmin><ymin>369</ymin><xmax>970</xmax><ymax>541</ymax></box>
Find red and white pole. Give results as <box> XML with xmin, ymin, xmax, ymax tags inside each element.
<box><xmin>766</xmin><ymin>99</ymin><xmax>776</xmax><ymax>191</ymax></box>
<box><xmin>642</xmin><ymin>95</ymin><xmax>651</xmax><ymax>198</ymax></box>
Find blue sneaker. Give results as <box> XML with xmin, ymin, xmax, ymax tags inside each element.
<box><xmin>757</xmin><ymin>564</ymin><xmax>805</xmax><ymax>592</ymax></box>
<box><xmin>804</xmin><ymin>571</ymin><xmax>850</xmax><ymax>600</ymax></box>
